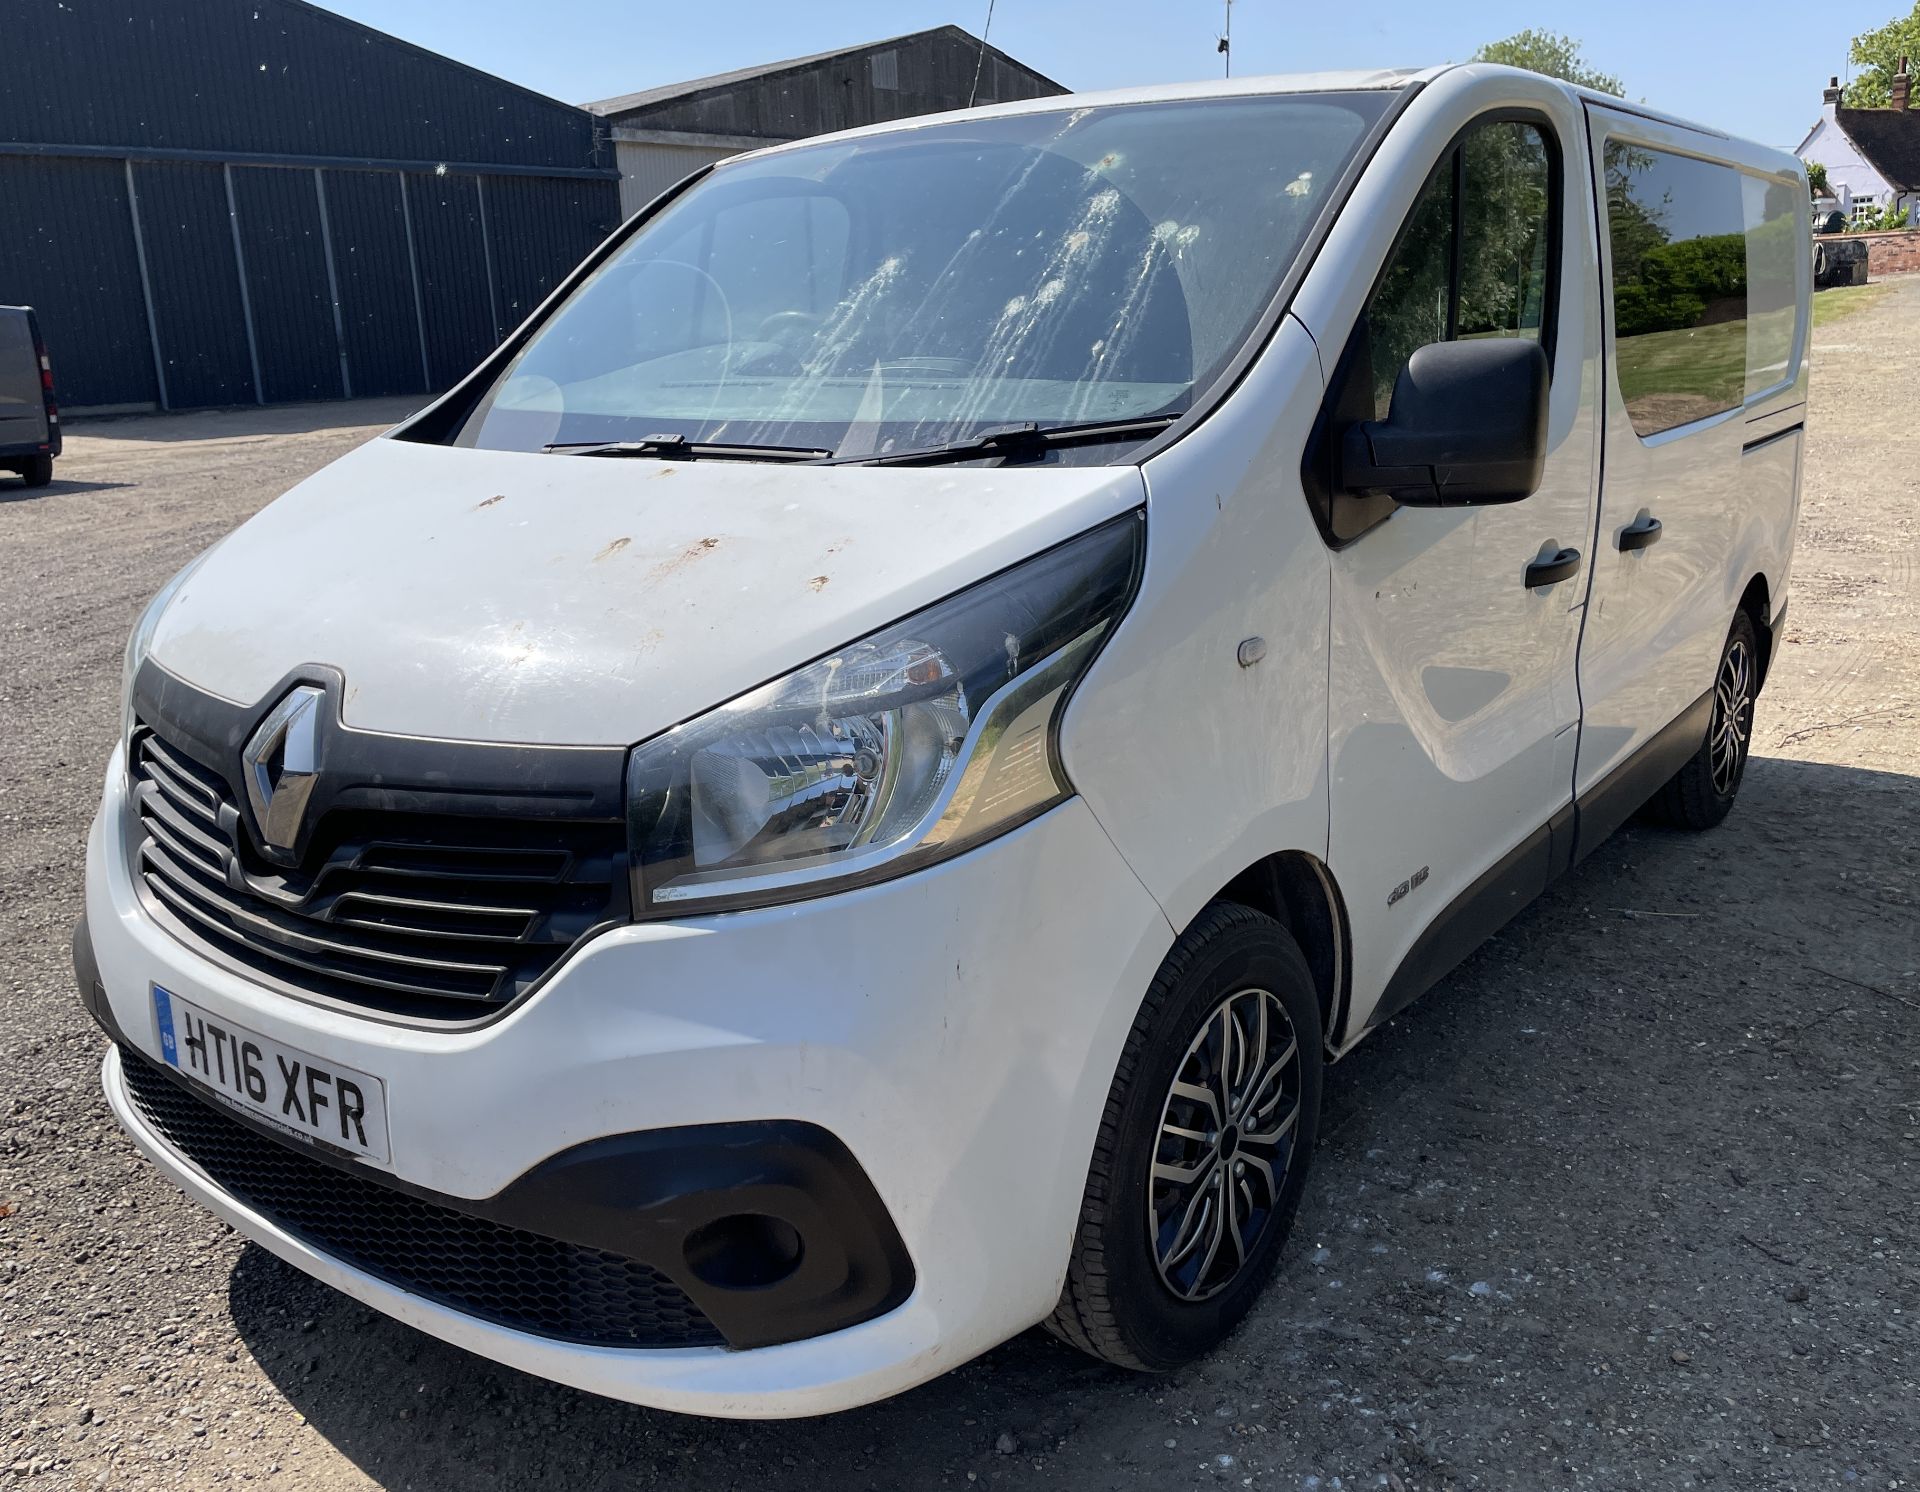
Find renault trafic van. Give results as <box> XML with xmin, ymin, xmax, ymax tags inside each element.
<box><xmin>0</xmin><ymin>306</ymin><xmax>60</xmax><ymax>488</ymax></box>
<box><xmin>77</xmin><ymin>64</ymin><xmax>1807</xmax><ymax>1417</ymax></box>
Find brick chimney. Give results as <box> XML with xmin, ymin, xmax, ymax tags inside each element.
<box><xmin>1824</xmin><ymin>74</ymin><xmax>1845</xmax><ymax>106</ymax></box>
<box><xmin>1894</xmin><ymin>55</ymin><xmax>1912</xmax><ymax>112</ymax></box>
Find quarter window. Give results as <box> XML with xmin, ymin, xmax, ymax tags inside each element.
<box><xmin>1744</xmin><ymin>174</ymin><xmax>1804</xmax><ymax>399</ymax></box>
<box><xmin>1365</xmin><ymin>120</ymin><xmax>1556</xmax><ymax>418</ymax></box>
<box><xmin>1604</xmin><ymin>145</ymin><xmax>1749</xmax><ymax>436</ymax></box>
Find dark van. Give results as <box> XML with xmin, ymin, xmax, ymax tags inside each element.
<box><xmin>0</xmin><ymin>306</ymin><xmax>60</xmax><ymax>488</ymax></box>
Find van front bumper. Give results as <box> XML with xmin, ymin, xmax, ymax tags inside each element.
<box><xmin>82</xmin><ymin>751</ymin><xmax>1172</xmax><ymax>1417</ymax></box>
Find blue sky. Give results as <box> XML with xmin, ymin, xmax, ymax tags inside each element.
<box><xmin>320</xmin><ymin>0</ymin><xmax>1897</xmax><ymax>149</ymax></box>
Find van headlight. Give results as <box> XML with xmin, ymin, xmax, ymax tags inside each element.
<box><xmin>122</xmin><ymin>548</ymin><xmax>219</xmax><ymax>755</ymax></box>
<box><xmin>626</xmin><ymin>514</ymin><xmax>1142</xmax><ymax>915</ymax></box>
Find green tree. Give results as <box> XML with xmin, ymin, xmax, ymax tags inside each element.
<box><xmin>1806</xmin><ymin>160</ymin><xmax>1831</xmax><ymax>198</ymax></box>
<box><xmin>1845</xmin><ymin>4</ymin><xmax>1920</xmax><ymax>106</ymax></box>
<box><xmin>1473</xmin><ymin>30</ymin><xmax>1625</xmax><ymax>95</ymax></box>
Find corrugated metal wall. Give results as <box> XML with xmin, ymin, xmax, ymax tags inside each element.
<box><xmin>0</xmin><ymin>0</ymin><xmax>620</xmax><ymax>410</ymax></box>
<box><xmin>233</xmin><ymin>166</ymin><xmax>341</xmax><ymax>404</ymax></box>
<box><xmin>404</xmin><ymin>172</ymin><xmax>500</xmax><ymax>392</ymax></box>
<box><xmin>0</xmin><ymin>0</ymin><xmax>603</xmax><ymax>169</ymax></box>
<box><xmin>130</xmin><ymin>161</ymin><xmax>258</xmax><ymax>410</ymax></box>
<box><xmin>0</xmin><ymin>155</ymin><xmax>158</xmax><ymax>408</ymax></box>
<box><xmin>318</xmin><ymin>171</ymin><xmax>424</xmax><ymax>399</ymax></box>
<box><xmin>485</xmin><ymin>175</ymin><xmax>627</xmax><ymax>328</ymax></box>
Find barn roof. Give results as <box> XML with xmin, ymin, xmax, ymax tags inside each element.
<box><xmin>584</xmin><ymin>25</ymin><xmax>1063</xmax><ymax>125</ymax></box>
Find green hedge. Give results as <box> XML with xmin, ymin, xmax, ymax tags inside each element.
<box><xmin>1613</xmin><ymin>231</ymin><xmax>1747</xmax><ymax>338</ymax></box>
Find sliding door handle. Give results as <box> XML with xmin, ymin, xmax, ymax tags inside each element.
<box><xmin>1617</xmin><ymin>514</ymin><xmax>1664</xmax><ymax>552</ymax></box>
<box><xmin>1524</xmin><ymin>546</ymin><xmax>1582</xmax><ymax>589</ymax></box>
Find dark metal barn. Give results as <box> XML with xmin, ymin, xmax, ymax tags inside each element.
<box><xmin>0</xmin><ymin>0</ymin><xmax>621</xmax><ymax>411</ymax></box>
<box><xmin>588</xmin><ymin>28</ymin><xmax>1067</xmax><ymax>218</ymax></box>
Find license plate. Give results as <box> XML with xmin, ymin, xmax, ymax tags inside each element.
<box><xmin>151</xmin><ymin>985</ymin><xmax>391</xmax><ymax>1164</ymax></box>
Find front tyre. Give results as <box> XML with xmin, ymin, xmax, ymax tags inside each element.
<box><xmin>1654</xmin><ymin>609</ymin><xmax>1759</xmax><ymax>831</ymax></box>
<box><xmin>1047</xmin><ymin>902</ymin><xmax>1322</xmax><ymax>1370</ymax></box>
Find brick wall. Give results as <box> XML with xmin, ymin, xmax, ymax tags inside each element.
<box><xmin>1829</xmin><ymin>228</ymin><xmax>1920</xmax><ymax>276</ymax></box>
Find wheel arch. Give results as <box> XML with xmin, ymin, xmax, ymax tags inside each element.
<box><xmin>1737</xmin><ymin>571</ymin><xmax>1775</xmax><ymax>687</ymax></box>
<box><xmin>1206</xmin><ymin>851</ymin><xmax>1351</xmax><ymax>1051</ymax></box>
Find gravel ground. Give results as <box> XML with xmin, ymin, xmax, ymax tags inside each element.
<box><xmin>2</xmin><ymin>283</ymin><xmax>1916</xmax><ymax>1491</ymax></box>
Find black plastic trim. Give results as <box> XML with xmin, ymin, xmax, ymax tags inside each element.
<box><xmin>1366</xmin><ymin>820</ymin><xmax>1555</xmax><ymax>1031</ymax></box>
<box><xmin>1741</xmin><ymin>423</ymin><xmax>1804</xmax><ymax>456</ymax></box>
<box><xmin>133</xmin><ymin>662</ymin><xmax>627</xmax><ymax>864</ymax></box>
<box><xmin>1570</xmin><ymin>686</ymin><xmax>1713</xmax><ymax>865</ymax></box>
<box><xmin>129</xmin><ymin>661</ymin><xmax>630</xmax><ymax>1031</ymax></box>
<box><xmin>117</xmin><ymin>1045</ymin><xmax>913</xmax><ymax>1351</ymax></box>
<box><xmin>1765</xmin><ymin>601</ymin><xmax>1789</xmax><ymax>686</ymax></box>
<box><xmin>1367</xmin><ymin>686</ymin><xmax>1716</xmax><ymax>1031</ymax></box>
<box><xmin>72</xmin><ymin>913</ymin><xmax>128</xmax><ymax>1047</ymax></box>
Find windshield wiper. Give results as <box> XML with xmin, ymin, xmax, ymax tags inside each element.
<box><xmin>543</xmin><ymin>434</ymin><xmax>832</xmax><ymax>462</ymax></box>
<box><xmin>827</xmin><ymin>415</ymin><xmax>1181</xmax><ymax>468</ymax></box>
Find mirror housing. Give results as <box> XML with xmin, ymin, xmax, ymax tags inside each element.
<box><xmin>1340</xmin><ymin>339</ymin><xmax>1549</xmax><ymax>507</ymax></box>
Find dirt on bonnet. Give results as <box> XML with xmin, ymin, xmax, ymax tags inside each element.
<box><xmin>1</xmin><ymin>284</ymin><xmax>1915</xmax><ymax>1489</ymax></box>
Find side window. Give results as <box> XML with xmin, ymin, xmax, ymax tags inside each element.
<box><xmin>1366</xmin><ymin>120</ymin><xmax>1555</xmax><ymax>417</ymax></box>
<box><xmin>1604</xmin><ymin>144</ymin><xmax>1748</xmax><ymax>436</ymax></box>
<box><xmin>1743</xmin><ymin>174</ymin><xmax>1803</xmax><ymax>399</ymax></box>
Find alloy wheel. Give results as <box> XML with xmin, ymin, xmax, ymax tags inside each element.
<box><xmin>1708</xmin><ymin>638</ymin><xmax>1755</xmax><ymax>796</ymax></box>
<box><xmin>1148</xmin><ymin>987</ymin><xmax>1303</xmax><ymax>1302</ymax></box>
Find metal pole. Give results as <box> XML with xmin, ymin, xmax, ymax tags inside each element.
<box><xmin>312</xmin><ymin>168</ymin><xmax>353</xmax><ymax>399</ymax></box>
<box><xmin>1222</xmin><ymin>0</ymin><xmax>1233</xmax><ymax>78</ymax></box>
<box><xmin>398</xmin><ymin>172</ymin><xmax>433</xmax><ymax>393</ymax></box>
<box><xmin>222</xmin><ymin>162</ymin><xmax>266</xmax><ymax>404</ymax></box>
<box><xmin>968</xmin><ymin>0</ymin><xmax>997</xmax><ymax>107</ymax></box>
<box><xmin>475</xmin><ymin>175</ymin><xmax>502</xmax><ymax>343</ymax></box>
<box><xmin>122</xmin><ymin>159</ymin><xmax>171</xmax><ymax>411</ymax></box>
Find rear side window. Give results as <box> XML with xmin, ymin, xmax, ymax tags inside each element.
<box><xmin>1366</xmin><ymin>120</ymin><xmax>1555</xmax><ymax>418</ymax></box>
<box><xmin>1605</xmin><ymin>145</ymin><xmax>1749</xmax><ymax>436</ymax></box>
<box><xmin>1743</xmin><ymin>174</ymin><xmax>1803</xmax><ymax>399</ymax></box>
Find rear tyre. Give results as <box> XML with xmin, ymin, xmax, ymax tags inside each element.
<box><xmin>1046</xmin><ymin>901</ymin><xmax>1322</xmax><ymax>1371</ymax></box>
<box><xmin>18</xmin><ymin>455</ymin><xmax>53</xmax><ymax>488</ymax></box>
<box><xmin>1653</xmin><ymin>609</ymin><xmax>1759</xmax><ymax>831</ymax></box>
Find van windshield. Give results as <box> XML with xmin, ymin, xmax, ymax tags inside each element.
<box><xmin>458</xmin><ymin>93</ymin><xmax>1389</xmax><ymax>462</ymax></box>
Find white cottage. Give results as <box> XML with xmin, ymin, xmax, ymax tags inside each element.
<box><xmin>1798</xmin><ymin>62</ymin><xmax>1920</xmax><ymax>226</ymax></box>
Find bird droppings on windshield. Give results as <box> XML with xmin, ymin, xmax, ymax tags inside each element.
<box><xmin>593</xmin><ymin>537</ymin><xmax>631</xmax><ymax>562</ymax></box>
<box><xmin>472</xmin><ymin>493</ymin><xmax>506</xmax><ymax>510</ymax></box>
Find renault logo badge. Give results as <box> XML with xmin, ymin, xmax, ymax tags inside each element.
<box><xmin>243</xmin><ymin>685</ymin><xmax>324</xmax><ymax>858</ymax></box>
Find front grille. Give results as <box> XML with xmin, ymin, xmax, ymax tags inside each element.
<box><xmin>119</xmin><ymin>1048</ymin><xmax>723</xmax><ymax>1349</ymax></box>
<box><xmin>130</xmin><ymin>721</ymin><xmax>625</xmax><ymax>1022</ymax></box>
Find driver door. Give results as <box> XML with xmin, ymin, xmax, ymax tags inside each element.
<box><xmin>1314</xmin><ymin>109</ymin><xmax>1602</xmax><ymax>1032</ymax></box>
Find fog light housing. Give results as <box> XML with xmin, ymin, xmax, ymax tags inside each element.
<box><xmin>683</xmin><ymin>1213</ymin><xmax>805</xmax><ymax>1291</ymax></box>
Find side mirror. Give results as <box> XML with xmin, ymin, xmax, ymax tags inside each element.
<box><xmin>1339</xmin><ymin>339</ymin><xmax>1549</xmax><ymax>507</ymax></box>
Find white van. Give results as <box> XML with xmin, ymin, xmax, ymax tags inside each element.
<box><xmin>78</xmin><ymin>64</ymin><xmax>1807</xmax><ymax>1418</ymax></box>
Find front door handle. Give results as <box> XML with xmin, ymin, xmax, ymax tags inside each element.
<box><xmin>1524</xmin><ymin>546</ymin><xmax>1582</xmax><ymax>589</ymax></box>
<box><xmin>1617</xmin><ymin>514</ymin><xmax>1664</xmax><ymax>552</ymax></box>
